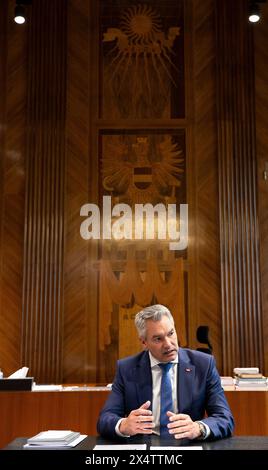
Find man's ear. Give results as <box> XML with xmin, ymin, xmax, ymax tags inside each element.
<box><xmin>140</xmin><ymin>337</ymin><xmax>147</xmax><ymax>349</ymax></box>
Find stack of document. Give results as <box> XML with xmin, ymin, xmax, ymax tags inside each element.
<box><xmin>23</xmin><ymin>430</ymin><xmax>87</xmax><ymax>448</ymax></box>
<box><xmin>220</xmin><ymin>376</ymin><xmax>235</xmax><ymax>390</ymax></box>
<box><xmin>233</xmin><ymin>367</ymin><xmax>267</xmax><ymax>390</ymax></box>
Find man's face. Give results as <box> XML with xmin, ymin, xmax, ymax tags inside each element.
<box><xmin>141</xmin><ymin>315</ymin><xmax>179</xmax><ymax>362</ymax></box>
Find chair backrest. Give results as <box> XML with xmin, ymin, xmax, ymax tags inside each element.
<box><xmin>196</xmin><ymin>346</ymin><xmax>212</xmax><ymax>355</ymax></box>
<box><xmin>196</xmin><ymin>325</ymin><xmax>213</xmax><ymax>354</ymax></box>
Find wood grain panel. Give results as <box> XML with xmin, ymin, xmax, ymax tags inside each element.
<box><xmin>0</xmin><ymin>389</ymin><xmax>267</xmax><ymax>448</ymax></box>
<box><xmin>216</xmin><ymin>0</ymin><xmax>263</xmax><ymax>374</ymax></box>
<box><xmin>21</xmin><ymin>0</ymin><xmax>67</xmax><ymax>383</ymax></box>
<box><xmin>0</xmin><ymin>0</ymin><xmax>26</xmax><ymax>376</ymax></box>
<box><xmin>63</xmin><ymin>0</ymin><xmax>99</xmax><ymax>382</ymax></box>
<box><xmin>255</xmin><ymin>3</ymin><xmax>268</xmax><ymax>375</ymax></box>
<box><xmin>0</xmin><ymin>1</ymin><xmax>6</xmax><ymax>369</ymax></box>
<box><xmin>191</xmin><ymin>0</ymin><xmax>222</xmax><ymax>370</ymax></box>
<box><xmin>0</xmin><ymin>390</ymin><xmax>109</xmax><ymax>448</ymax></box>
<box><xmin>1</xmin><ymin>0</ymin><xmax>268</xmax><ymax>383</ymax></box>
<box><xmin>95</xmin><ymin>1</ymin><xmax>188</xmax><ymax>382</ymax></box>
<box><xmin>225</xmin><ymin>391</ymin><xmax>268</xmax><ymax>436</ymax></box>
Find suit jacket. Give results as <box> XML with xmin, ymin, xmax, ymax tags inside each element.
<box><xmin>97</xmin><ymin>348</ymin><xmax>234</xmax><ymax>439</ymax></box>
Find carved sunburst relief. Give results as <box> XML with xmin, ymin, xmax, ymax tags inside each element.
<box><xmin>102</xmin><ymin>3</ymin><xmax>181</xmax><ymax>117</ymax></box>
<box><xmin>120</xmin><ymin>4</ymin><xmax>162</xmax><ymax>43</ymax></box>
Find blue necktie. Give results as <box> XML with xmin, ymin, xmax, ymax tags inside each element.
<box><xmin>159</xmin><ymin>362</ymin><xmax>174</xmax><ymax>435</ymax></box>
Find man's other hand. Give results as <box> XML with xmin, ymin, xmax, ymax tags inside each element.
<box><xmin>119</xmin><ymin>400</ymin><xmax>155</xmax><ymax>436</ymax></box>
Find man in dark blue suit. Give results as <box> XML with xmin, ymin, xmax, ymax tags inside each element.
<box><xmin>97</xmin><ymin>304</ymin><xmax>234</xmax><ymax>440</ymax></box>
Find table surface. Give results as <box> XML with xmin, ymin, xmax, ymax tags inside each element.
<box><xmin>3</xmin><ymin>435</ymin><xmax>268</xmax><ymax>450</ymax></box>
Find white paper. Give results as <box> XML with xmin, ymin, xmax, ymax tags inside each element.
<box><xmin>233</xmin><ymin>367</ymin><xmax>259</xmax><ymax>374</ymax></box>
<box><xmin>28</xmin><ymin>430</ymin><xmax>76</xmax><ymax>442</ymax></box>
<box><xmin>150</xmin><ymin>446</ymin><xmax>203</xmax><ymax>450</ymax></box>
<box><xmin>8</xmin><ymin>366</ymin><xmax>29</xmax><ymax>378</ymax></box>
<box><xmin>23</xmin><ymin>434</ymin><xmax>87</xmax><ymax>448</ymax></box>
<box><xmin>93</xmin><ymin>444</ymin><xmax>147</xmax><ymax>450</ymax></box>
<box><xmin>62</xmin><ymin>386</ymin><xmax>109</xmax><ymax>391</ymax></box>
<box><xmin>32</xmin><ymin>384</ymin><xmax>63</xmax><ymax>391</ymax></box>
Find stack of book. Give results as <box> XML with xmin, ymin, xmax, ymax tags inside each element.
<box><xmin>233</xmin><ymin>367</ymin><xmax>268</xmax><ymax>390</ymax></box>
<box><xmin>23</xmin><ymin>430</ymin><xmax>87</xmax><ymax>448</ymax></box>
<box><xmin>221</xmin><ymin>376</ymin><xmax>235</xmax><ymax>390</ymax></box>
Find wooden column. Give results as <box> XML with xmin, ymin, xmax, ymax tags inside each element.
<box><xmin>0</xmin><ymin>0</ymin><xmax>27</xmax><ymax>376</ymax></box>
<box><xmin>63</xmin><ymin>0</ymin><xmax>96</xmax><ymax>383</ymax></box>
<box><xmin>255</xmin><ymin>2</ymin><xmax>268</xmax><ymax>376</ymax></box>
<box><xmin>192</xmin><ymin>0</ymin><xmax>222</xmax><ymax>370</ymax></box>
<box><xmin>21</xmin><ymin>0</ymin><xmax>67</xmax><ymax>382</ymax></box>
<box><xmin>216</xmin><ymin>0</ymin><xmax>263</xmax><ymax>374</ymax></box>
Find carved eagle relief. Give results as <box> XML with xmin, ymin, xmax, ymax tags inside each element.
<box><xmin>102</xmin><ymin>135</ymin><xmax>184</xmax><ymax>204</ymax></box>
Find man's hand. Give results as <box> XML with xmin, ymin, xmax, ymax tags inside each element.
<box><xmin>119</xmin><ymin>401</ymin><xmax>155</xmax><ymax>436</ymax></box>
<box><xmin>166</xmin><ymin>412</ymin><xmax>201</xmax><ymax>439</ymax></box>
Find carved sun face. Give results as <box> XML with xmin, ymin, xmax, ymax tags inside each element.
<box><xmin>120</xmin><ymin>4</ymin><xmax>162</xmax><ymax>43</ymax></box>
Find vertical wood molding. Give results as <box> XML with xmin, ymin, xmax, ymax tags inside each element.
<box><xmin>0</xmin><ymin>0</ymin><xmax>26</xmax><ymax>375</ymax></box>
<box><xmin>21</xmin><ymin>0</ymin><xmax>67</xmax><ymax>382</ymax></box>
<box><xmin>0</xmin><ymin>0</ymin><xmax>8</xmax><ymax>373</ymax></box>
<box><xmin>255</xmin><ymin>3</ymin><xmax>268</xmax><ymax>375</ymax></box>
<box><xmin>63</xmin><ymin>0</ymin><xmax>94</xmax><ymax>383</ymax></box>
<box><xmin>216</xmin><ymin>0</ymin><xmax>263</xmax><ymax>374</ymax></box>
<box><xmin>192</xmin><ymin>0</ymin><xmax>222</xmax><ymax>370</ymax></box>
<box><xmin>0</xmin><ymin>1</ymin><xmax>6</xmax><ymax>326</ymax></box>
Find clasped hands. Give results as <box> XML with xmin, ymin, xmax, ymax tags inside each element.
<box><xmin>119</xmin><ymin>400</ymin><xmax>201</xmax><ymax>439</ymax></box>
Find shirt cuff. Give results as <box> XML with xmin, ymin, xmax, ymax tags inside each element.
<box><xmin>115</xmin><ymin>418</ymin><xmax>130</xmax><ymax>437</ymax></box>
<box><xmin>199</xmin><ymin>421</ymin><xmax>211</xmax><ymax>439</ymax></box>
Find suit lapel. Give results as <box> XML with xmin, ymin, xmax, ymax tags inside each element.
<box><xmin>134</xmin><ymin>351</ymin><xmax>153</xmax><ymax>409</ymax></box>
<box><xmin>178</xmin><ymin>349</ymin><xmax>195</xmax><ymax>414</ymax></box>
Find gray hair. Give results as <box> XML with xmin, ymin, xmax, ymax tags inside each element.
<box><xmin>135</xmin><ymin>304</ymin><xmax>174</xmax><ymax>339</ymax></box>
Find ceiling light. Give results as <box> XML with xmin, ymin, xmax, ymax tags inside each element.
<box><xmin>14</xmin><ymin>4</ymin><xmax>26</xmax><ymax>24</ymax></box>
<box><xmin>249</xmin><ymin>2</ymin><xmax>261</xmax><ymax>22</ymax></box>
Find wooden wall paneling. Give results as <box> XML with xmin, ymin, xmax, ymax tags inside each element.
<box><xmin>88</xmin><ymin>0</ymin><xmax>101</xmax><ymax>382</ymax></box>
<box><xmin>184</xmin><ymin>0</ymin><xmax>198</xmax><ymax>352</ymax></box>
<box><xmin>21</xmin><ymin>0</ymin><xmax>67</xmax><ymax>383</ymax></box>
<box><xmin>216</xmin><ymin>0</ymin><xmax>263</xmax><ymax>374</ymax></box>
<box><xmin>64</xmin><ymin>0</ymin><xmax>98</xmax><ymax>383</ymax></box>
<box><xmin>255</xmin><ymin>3</ymin><xmax>268</xmax><ymax>376</ymax></box>
<box><xmin>0</xmin><ymin>0</ymin><xmax>27</xmax><ymax>375</ymax></box>
<box><xmin>1</xmin><ymin>0</ymin><xmax>266</xmax><ymax>384</ymax></box>
<box><xmin>0</xmin><ymin>0</ymin><xmax>7</xmax><ymax>372</ymax></box>
<box><xmin>94</xmin><ymin>0</ymin><xmax>188</xmax><ymax>382</ymax></box>
<box><xmin>1</xmin><ymin>389</ymin><xmax>268</xmax><ymax>448</ymax></box>
<box><xmin>191</xmin><ymin>0</ymin><xmax>222</xmax><ymax>370</ymax></box>
<box><xmin>224</xmin><ymin>391</ymin><xmax>268</xmax><ymax>436</ymax></box>
<box><xmin>0</xmin><ymin>390</ymin><xmax>110</xmax><ymax>448</ymax></box>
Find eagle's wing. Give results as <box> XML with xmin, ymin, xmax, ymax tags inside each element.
<box><xmin>102</xmin><ymin>138</ymin><xmax>132</xmax><ymax>192</ymax></box>
<box><xmin>152</xmin><ymin>136</ymin><xmax>184</xmax><ymax>190</ymax></box>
